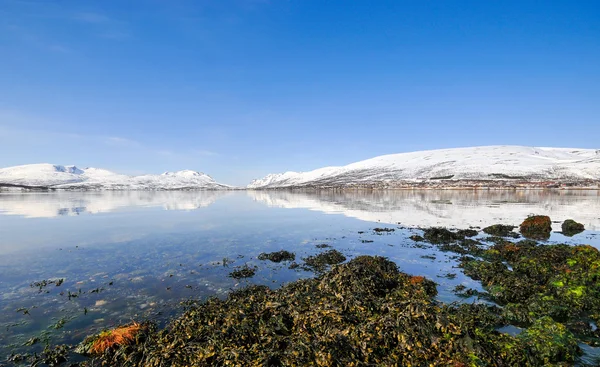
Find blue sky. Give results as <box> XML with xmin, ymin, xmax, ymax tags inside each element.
<box><xmin>1</xmin><ymin>0</ymin><xmax>599</xmax><ymax>185</ymax></box>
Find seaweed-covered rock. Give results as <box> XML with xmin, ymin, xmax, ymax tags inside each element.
<box><xmin>461</xmin><ymin>241</ymin><xmax>600</xmax><ymax>344</ymax></box>
<box><xmin>422</xmin><ymin>227</ymin><xmax>463</xmax><ymax>244</ymax></box>
<box><xmin>302</xmin><ymin>249</ymin><xmax>346</xmax><ymax>272</ymax></box>
<box><xmin>483</xmin><ymin>224</ymin><xmax>518</xmax><ymax>238</ymax></box>
<box><xmin>409</xmin><ymin>234</ymin><xmax>424</xmax><ymax>242</ymax></box>
<box><xmin>257</xmin><ymin>250</ymin><xmax>295</xmax><ymax>263</ymax></box>
<box><xmin>520</xmin><ymin>215</ymin><xmax>552</xmax><ymax>240</ymax></box>
<box><xmin>518</xmin><ymin>317</ymin><xmax>580</xmax><ymax>364</ymax></box>
<box><xmin>456</xmin><ymin>228</ymin><xmax>479</xmax><ymax>237</ymax></box>
<box><xmin>75</xmin><ymin>322</ymin><xmax>152</xmax><ymax>357</ymax></box>
<box><xmin>87</xmin><ymin>256</ymin><xmax>557</xmax><ymax>366</ymax></box>
<box><xmin>228</xmin><ymin>264</ymin><xmax>257</xmax><ymax>279</ymax></box>
<box><xmin>561</xmin><ymin>219</ymin><xmax>585</xmax><ymax>236</ymax></box>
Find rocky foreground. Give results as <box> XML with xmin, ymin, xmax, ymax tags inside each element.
<box><xmin>9</xmin><ymin>216</ymin><xmax>600</xmax><ymax>366</ymax></box>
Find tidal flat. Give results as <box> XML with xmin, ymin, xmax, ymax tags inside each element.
<box><xmin>1</xmin><ymin>190</ymin><xmax>600</xmax><ymax>366</ymax></box>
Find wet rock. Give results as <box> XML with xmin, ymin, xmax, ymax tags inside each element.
<box><xmin>561</xmin><ymin>219</ymin><xmax>585</xmax><ymax>236</ymax></box>
<box><xmin>483</xmin><ymin>224</ymin><xmax>519</xmax><ymax>238</ymax></box>
<box><xmin>519</xmin><ymin>215</ymin><xmax>552</xmax><ymax>240</ymax></box>
<box><xmin>257</xmin><ymin>250</ymin><xmax>295</xmax><ymax>263</ymax></box>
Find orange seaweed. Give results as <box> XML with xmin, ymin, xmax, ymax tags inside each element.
<box><xmin>90</xmin><ymin>322</ymin><xmax>144</xmax><ymax>355</ymax></box>
<box><xmin>410</xmin><ymin>276</ymin><xmax>425</xmax><ymax>285</ymax></box>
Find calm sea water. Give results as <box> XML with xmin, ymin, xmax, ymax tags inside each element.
<box><xmin>1</xmin><ymin>190</ymin><xmax>600</xmax><ymax>361</ymax></box>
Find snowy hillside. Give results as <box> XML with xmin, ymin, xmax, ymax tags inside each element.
<box><xmin>0</xmin><ymin>164</ymin><xmax>232</xmax><ymax>190</ymax></box>
<box><xmin>248</xmin><ymin>146</ymin><xmax>600</xmax><ymax>189</ymax></box>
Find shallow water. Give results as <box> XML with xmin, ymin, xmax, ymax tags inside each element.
<box><xmin>1</xmin><ymin>189</ymin><xmax>599</xmax><ymax>362</ymax></box>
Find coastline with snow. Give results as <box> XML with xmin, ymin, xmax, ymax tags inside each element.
<box><xmin>2</xmin><ymin>146</ymin><xmax>599</xmax><ymax>191</ymax></box>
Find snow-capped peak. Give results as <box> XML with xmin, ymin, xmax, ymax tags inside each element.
<box><xmin>161</xmin><ymin>170</ymin><xmax>209</xmax><ymax>178</ymax></box>
<box><xmin>54</xmin><ymin>165</ymin><xmax>84</xmax><ymax>174</ymax></box>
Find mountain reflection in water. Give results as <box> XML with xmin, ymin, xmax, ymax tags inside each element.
<box><xmin>1</xmin><ymin>190</ymin><xmax>600</xmax><ymax>231</ymax></box>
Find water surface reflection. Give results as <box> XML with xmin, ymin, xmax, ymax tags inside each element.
<box><xmin>0</xmin><ymin>190</ymin><xmax>599</xmax><ymax>361</ymax></box>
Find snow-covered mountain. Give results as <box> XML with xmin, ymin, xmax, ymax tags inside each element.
<box><xmin>0</xmin><ymin>164</ymin><xmax>232</xmax><ymax>190</ymax></box>
<box><xmin>248</xmin><ymin>146</ymin><xmax>600</xmax><ymax>189</ymax></box>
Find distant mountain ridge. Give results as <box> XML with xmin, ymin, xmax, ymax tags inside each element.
<box><xmin>0</xmin><ymin>164</ymin><xmax>232</xmax><ymax>190</ymax></box>
<box><xmin>248</xmin><ymin>146</ymin><xmax>600</xmax><ymax>189</ymax></box>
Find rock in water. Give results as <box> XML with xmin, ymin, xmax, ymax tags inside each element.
<box><xmin>561</xmin><ymin>219</ymin><xmax>585</xmax><ymax>236</ymax></box>
<box><xmin>520</xmin><ymin>215</ymin><xmax>552</xmax><ymax>240</ymax></box>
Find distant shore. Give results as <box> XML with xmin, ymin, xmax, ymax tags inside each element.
<box><xmin>3</xmin><ymin>179</ymin><xmax>600</xmax><ymax>192</ymax></box>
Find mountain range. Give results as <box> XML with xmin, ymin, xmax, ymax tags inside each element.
<box><xmin>1</xmin><ymin>146</ymin><xmax>599</xmax><ymax>191</ymax></box>
<box><xmin>0</xmin><ymin>164</ymin><xmax>231</xmax><ymax>190</ymax></box>
<box><xmin>248</xmin><ymin>146</ymin><xmax>600</xmax><ymax>189</ymax></box>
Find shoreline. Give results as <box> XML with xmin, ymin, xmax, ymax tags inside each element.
<box><xmin>9</xmin><ymin>216</ymin><xmax>600</xmax><ymax>366</ymax></box>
